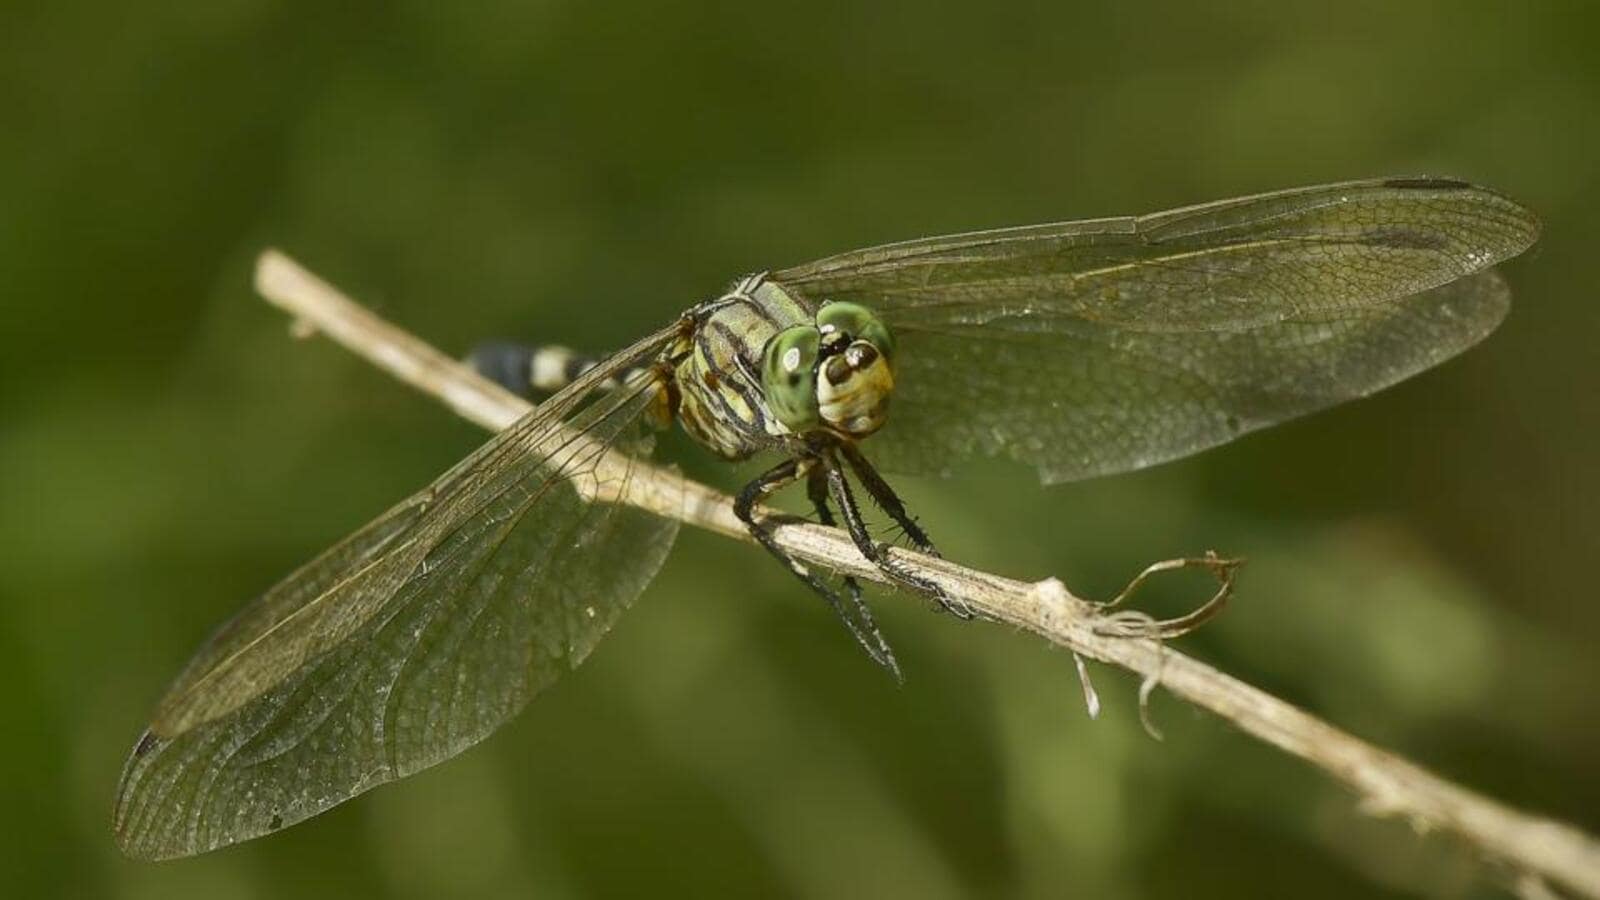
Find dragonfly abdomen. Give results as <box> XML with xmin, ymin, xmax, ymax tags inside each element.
<box><xmin>467</xmin><ymin>341</ymin><xmax>654</xmax><ymax>395</ymax></box>
<box><xmin>467</xmin><ymin>340</ymin><xmax>677</xmax><ymax>430</ymax></box>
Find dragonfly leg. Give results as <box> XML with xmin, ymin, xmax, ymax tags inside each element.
<box><xmin>805</xmin><ymin>464</ymin><xmax>867</xmax><ymax>613</ymax></box>
<box><xmin>825</xmin><ymin>448</ymin><xmax>977</xmax><ymax>620</ymax></box>
<box><xmin>735</xmin><ymin>457</ymin><xmax>902</xmax><ymax>679</ymax></box>
<box><xmin>837</xmin><ymin>442</ymin><xmax>941</xmax><ymax>557</ymax></box>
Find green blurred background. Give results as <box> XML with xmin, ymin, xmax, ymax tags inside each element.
<box><xmin>2</xmin><ymin>1</ymin><xmax>1595</xmax><ymax>897</ymax></box>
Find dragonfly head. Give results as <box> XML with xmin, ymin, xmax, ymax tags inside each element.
<box><xmin>761</xmin><ymin>301</ymin><xmax>895</xmax><ymax>439</ymax></box>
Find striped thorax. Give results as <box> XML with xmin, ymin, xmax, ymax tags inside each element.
<box><xmin>671</xmin><ymin>275</ymin><xmax>807</xmax><ymax>459</ymax></box>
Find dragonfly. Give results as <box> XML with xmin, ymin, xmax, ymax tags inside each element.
<box><xmin>115</xmin><ymin>177</ymin><xmax>1538</xmax><ymax>859</ymax></box>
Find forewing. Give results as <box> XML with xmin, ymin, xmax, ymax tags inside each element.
<box><xmin>772</xmin><ymin>178</ymin><xmax>1538</xmax><ymax>481</ymax></box>
<box><xmin>115</xmin><ymin>326</ymin><xmax>681</xmax><ymax>859</ymax></box>
<box><xmin>864</xmin><ymin>271</ymin><xmax>1510</xmax><ymax>482</ymax></box>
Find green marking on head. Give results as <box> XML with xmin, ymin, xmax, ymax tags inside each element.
<box><xmin>817</xmin><ymin>301</ymin><xmax>894</xmax><ymax>362</ymax></box>
<box><xmin>761</xmin><ymin>324</ymin><xmax>822</xmax><ymax>432</ymax></box>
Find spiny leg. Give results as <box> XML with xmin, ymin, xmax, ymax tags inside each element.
<box><xmin>837</xmin><ymin>442</ymin><xmax>940</xmax><ymax>557</ymax></box>
<box><xmin>735</xmin><ymin>457</ymin><xmax>901</xmax><ymax>678</ymax></box>
<box><xmin>825</xmin><ymin>446</ymin><xmax>976</xmax><ymax>620</ymax></box>
<box><xmin>805</xmin><ymin>464</ymin><xmax>867</xmax><ymax>614</ymax></box>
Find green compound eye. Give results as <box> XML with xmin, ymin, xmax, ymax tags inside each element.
<box><xmin>816</xmin><ymin>301</ymin><xmax>894</xmax><ymax>362</ymax></box>
<box><xmin>761</xmin><ymin>324</ymin><xmax>822</xmax><ymax>432</ymax></box>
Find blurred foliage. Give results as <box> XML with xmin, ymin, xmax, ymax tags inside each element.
<box><xmin>2</xmin><ymin>0</ymin><xmax>1596</xmax><ymax>897</ymax></box>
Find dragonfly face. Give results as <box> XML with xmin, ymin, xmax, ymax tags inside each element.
<box><xmin>812</xmin><ymin>301</ymin><xmax>896</xmax><ymax>438</ymax></box>
<box><xmin>760</xmin><ymin>300</ymin><xmax>897</xmax><ymax>439</ymax></box>
<box><xmin>669</xmin><ymin>280</ymin><xmax>902</xmax><ymax>458</ymax></box>
<box><xmin>116</xmin><ymin>177</ymin><xmax>1540</xmax><ymax>860</ymax></box>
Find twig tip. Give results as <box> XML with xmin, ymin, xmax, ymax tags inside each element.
<box><xmin>253</xmin><ymin>247</ymin><xmax>291</xmax><ymax>295</ymax></box>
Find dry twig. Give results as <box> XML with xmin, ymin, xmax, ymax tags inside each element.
<box><xmin>255</xmin><ymin>248</ymin><xmax>1600</xmax><ymax>899</ymax></box>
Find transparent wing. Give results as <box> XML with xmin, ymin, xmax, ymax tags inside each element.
<box><xmin>866</xmin><ymin>271</ymin><xmax>1509</xmax><ymax>481</ymax></box>
<box><xmin>771</xmin><ymin>178</ymin><xmax>1539</xmax><ymax>482</ymax></box>
<box><xmin>114</xmin><ymin>325</ymin><xmax>682</xmax><ymax>860</ymax></box>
